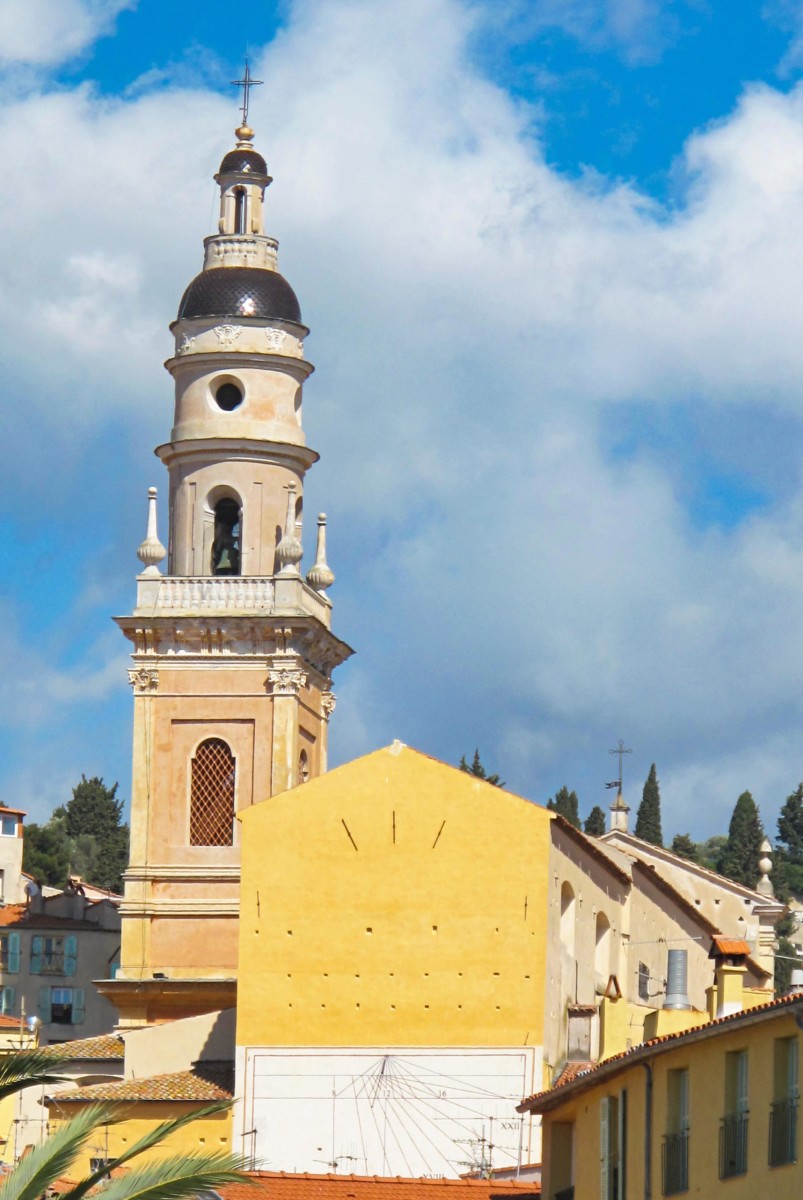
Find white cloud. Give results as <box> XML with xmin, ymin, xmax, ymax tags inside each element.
<box><xmin>6</xmin><ymin>0</ymin><xmax>803</xmax><ymax>840</ymax></box>
<box><xmin>0</xmin><ymin>0</ymin><xmax>133</xmax><ymax>67</ymax></box>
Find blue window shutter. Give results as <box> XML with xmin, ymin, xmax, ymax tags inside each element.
<box><xmin>8</xmin><ymin>933</ymin><xmax>19</xmax><ymax>974</ymax></box>
<box><xmin>30</xmin><ymin>936</ymin><xmax>42</xmax><ymax>975</ymax></box>
<box><xmin>38</xmin><ymin>986</ymin><xmax>51</xmax><ymax>1022</ymax></box>
<box><xmin>1</xmin><ymin>986</ymin><xmax>14</xmax><ymax>1016</ymax></box>
<box><xmin>73</xmin><ymin>988</ymin><xmax>85</xmax><ymax>1024</ymax></box>
<box><xmin>64</xmin><ymin>936</ymin><xmax>77</xmax><ymax>977</ymax></box>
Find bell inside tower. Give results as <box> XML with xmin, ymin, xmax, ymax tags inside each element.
<box><xmin>212</xmin><ymin>497</ymin><xmax>241</xmax><ymax>575</ymax></box>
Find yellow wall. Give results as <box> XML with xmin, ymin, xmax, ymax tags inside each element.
<box><xmin>236</xmin><ymin>743</ymin><xmax>553</xmax><ymax>1048</ymax></box>
<box><xmin>540</xmin><ymin>1012</ymin><xmax>802</xmax><ymax>1200</ymax></box>
<box><xmin>47</xmin><ymin>1103</ymin><xmax>231</xmax><ymax>1177</ymax></box>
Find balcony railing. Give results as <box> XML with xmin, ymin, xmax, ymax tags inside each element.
<box><xmin>133</xmin><ymin>574</ymin><xmax>332</xmax><ymax>628</ymax></box>
<box><xmin>662</xmin><ymin>1131</ymin><xmax>689</xmax><ymax>1195</ymax></box>
<box><xmin>719</xmin><ymin>1113</ymin><xmax>748</xmax><ymax>1178</ymax></box>
<box><xmin>769</xmin><ymin>1097</ymin><xmax>798</xmax><ymax>1167</ymax></box>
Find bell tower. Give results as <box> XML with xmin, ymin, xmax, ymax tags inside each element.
<box><xmin>105</xmin><ymin>115</ymin><xmax>353</xmax><ymax>1026</ymax></box>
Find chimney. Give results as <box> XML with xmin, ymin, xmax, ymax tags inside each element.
<box><xmin>664</xmin><ymin>949</ymin><xmax>691</xmax><ymax>1010</ymax></box>
<box><xmin>709</xmin><ymin>937</ymin><xmax>749</xmax><ymax>1018</ymax></box>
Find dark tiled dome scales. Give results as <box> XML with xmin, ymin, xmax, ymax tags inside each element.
<box><xmin>218</xmin><ymin>147</ymin><xmax>269</xmax><ymax>176</ymax></box>
<box><xmin>177</xmin><ymin>267</ymin><xmax>302</xmax><ymax>323</ymax></box>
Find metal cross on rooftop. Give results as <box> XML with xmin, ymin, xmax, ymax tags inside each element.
<box><xmin>607</xmin><ymin>738</ymin><xmax>632</xmax><ymax>793</ymax></box>
<box><xmin>231</xmin><ymin>60</ymin><xmax>263</xmax><ymax>126</ymax></box>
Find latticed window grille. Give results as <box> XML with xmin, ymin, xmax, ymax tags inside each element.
<box><xmin>190</xmin><ymin>739</ymin><xmax>235</xmax><ymax>846</ymax></box>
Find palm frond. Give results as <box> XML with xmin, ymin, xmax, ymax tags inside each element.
<box><xmin>0</xmin><ymin>1048</ymin><xmax>69</xmax><ymax>1100</ymax></box>
<box><xmin>90</xmin><ymin>1151</ymin><xmax>253</xmax><ymax>1200</ymax></box>
<box><xmin>0</xmin><ymin>1104</ymin><xmax>110</xmax><ymax>1200</ymax></box>
<box><xmin>60</xmin><ymin>1101</ymin><xmax>232</xmax><ymax>1200</ymax></box>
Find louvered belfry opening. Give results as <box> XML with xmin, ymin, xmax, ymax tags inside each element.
<box><xmin>190</xmin><ymin>738</ymin><xmax>236</xmax><ymax>846</ymax></box>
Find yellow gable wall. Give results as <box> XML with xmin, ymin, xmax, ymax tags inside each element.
<box><xmin>236</xmin><ymin>744</ymin><xmax>552</xmax><ymax>1049</ymax></box>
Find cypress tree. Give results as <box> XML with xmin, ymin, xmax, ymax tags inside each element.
<box><xmin>718</xmin><ymin>791</ymin><xmax>763</xmax><ymax>887</ymax></box>
<box><xmin>671</xmin><ymin>833</ymin><xmax>697</xmax><ymax>862</ymax></box>
<box><xmin>634</xmin><ymin>763</ymin><xmax>663</xmax><ymax>846</ymax></box>
<box><xmin>778</xmin><ymin>783</ymin><xmax>803</xmax><ymax>864</ymax></box>
<box><xmin>584</xmin><ymin>806</ymin><xmax>606</xmax><ymax>836</ymax></box>
<box><xmin>458</xmin><ymin>750</ymin><xmax>503</xmax><ymax>788</ymax></box>
<box><xmin>547</xmin><ymin>786</ymin><xmax>581</xmax><ymax>829</ymax></box>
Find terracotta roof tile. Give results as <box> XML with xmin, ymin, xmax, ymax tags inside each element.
<box><xmin>519</xmin><ymin>992</ymin><xmax>803</xmax><ymax>1114</ymax></box>
<box><xmin>41</xmin><ymin>1034</ymin><xmax>125</xmax><ymax>1061</ymax></box>
<box><xmin>219</xmin><ymin>1173</ymin><xmax>540</xmax><ymax>1200</ymax></box>
<box><xmin>47</xmin><ymin>1062</ymin><xmax>233</xmax><ymax>1103</ymax></box>
<box><xmin>710</xmin><ymin>937</ymin><xmax>751</xmax><ymax>957</ymax></box>
<box><xmin>0</xmin><ymin>904</ymin><xmax>103</xmax><ymax>931</ymax></box>
<box><xmin>551</xmin><ymin>1061</ymin><xmax>593</xmax><ymax>1089</ymax></box>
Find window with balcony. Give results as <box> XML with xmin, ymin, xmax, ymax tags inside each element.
<box><xmin>769</xmin><ymin>1036</ymin><xmax>799</xmax><ymax>1168</ymax></box>
<box><xmin>720</xmin><ymin>1050</ymin><xmax>748</xmax><ymax>1178</ymax></box>
<box><xmin>30</xmin><ymin>935</ymin><xmax>77</xmax><ymax>976</ymax></box>
<box><xmin>663</xmin><ymin>1069</ymin><xmax>689</xmax><ymax>1195</ymax></box>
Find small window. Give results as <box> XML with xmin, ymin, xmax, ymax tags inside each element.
<box><xmin>560</xmin><ymin>882</ymin><xmax>575</xmax><ymax>958</ymax></box>
<box><xmin>638</xmin><ymin>962</ymin><xmax>650</xmax><ymax>1002</ymax></box>
<box><xmin>298</xmin><ymin>749</ymin><xmax>310</xmax><ymax>785</ymax></box>
<box><xmin>215</xmin><ymin>381</ymin><xmax>243</xmax><ymax>411</ymax></box>
<box><xmin>46</xmin><ymin>986</ymin><xmax>85</xmax><ymax>1025</ymax></box>
<box><xmin>234</xmin><ymin>188</ymin><xmax>247</xmax><ymax>234</ymax></box>
<box><xmin>0</xmin><ymin>816</ymin><xmax>16</xmax><ymax>837</ymax></box>
<box><xmin>190</xmin><ymin>739</ymin><xmax>236</xmax><ymax>847</ymax></box>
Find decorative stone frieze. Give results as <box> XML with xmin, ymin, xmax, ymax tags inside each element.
<box><xmin>214</xmin><ymin>323</ymin><xmax>242</xmax><ymax>346</ymax></box>
<box><xmin>321</xmin><ymin>691</ymin><xmax>337</xmax><ymax>720</ymax></box>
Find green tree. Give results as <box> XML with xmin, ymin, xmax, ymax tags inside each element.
<box><xmin>0</xmin><ymin>1050</ymin><xmax>248</xmax><ymax>1200</ymax></box>
<box><xmin>670</xmin><ymin>833</ymin><xmax>697</xmax><ymax>862</ymax></box>
<box><xmin>547</xmin><ymin>786</ymin><xmax>581</xmax><ymax>828</ymax></box>
<box><xmin>778</xmin><ymin>783</ymin><xmax>803</xmax><ymax>862</ymax></box>
<box><xmin>22</xmin><ymin>824</ymin><xmax>70</xmax><ymax>888</ymax></box>
<box><xmin>584</xmin><ymin>805</ymin><xmax>606</xmax><ymax>836</ymax></box>
<box><xmin>459</xmin><ymin>750</ymin><xmax>504</xmax><ymax>788</ymax></box>
<box><xmin>56</xmin><ymin>776</ymin><xmax>130</xmax><ymax>892</ymax></box>
<box><xmin>634</xmin><ymin>764</ymin><xmax>663</xmax><ymax>846</ymax></box>
<box><xmin>697</xmin><ymin>834</ymin><xmax>727</xmax><ymax>873</ymax></box>
<box><xmin>718</xmin><ymin>791</ymin><xmax>763</xmax><ymax>887</ymax></box>
<box><xmin>774</xmin><ymin>913</ymin><xmax>799</xmax><ymax>997</ymax></box>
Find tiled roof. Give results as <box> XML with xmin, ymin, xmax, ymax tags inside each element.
<box><xmin>710</xmin><ymin>937</ymin><xmax>750</xmax><ymax>957</ymax></box>
<box><xmin>551</xmin><ymin>1061</ymin><xmax>593</xmax><ymax>1088</ymax></box>
<box><xmin>47</xmin><ymin>1061</ymin><xmax>233</xmax><ymax>1103</ymax></box>
<box><xmin>219</xmin><ymin>1173</ymin><xmax>540</xmax><ymax>1200</ymax></box>
<box><xmin>0</xmin><ymin>904</ymin><xmax>103</xmax><ymax>930</ymax></box>
<box><xmin>519</xmin><ymin>992</ymin><xmax>803</xmax><ymax>1114</ymax></box>
<box><xmin>0</xmin><ymin>1013</ymin><xmax>25</xmax><ymax>1029</ymax></box>
<box><xmin>41</xmin><ymin>1034</ymin><xmax>125</xmax><ymax>1061</ymax></box>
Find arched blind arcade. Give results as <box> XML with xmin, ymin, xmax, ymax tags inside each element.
<box><xmin>190</xmin><ymin>738</ymin><xmax>235</xmax><ymax>846</ymax></box>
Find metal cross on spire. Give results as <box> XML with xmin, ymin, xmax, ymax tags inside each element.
<box><xmin>231</xmin><ymin>60</ymin><xmax>263</xmax><ymax>126</ymax></box>
<box><xmin>606</xmin><ymin>738</ymin><xmax>632</xmax><ymax>792</ymax></box>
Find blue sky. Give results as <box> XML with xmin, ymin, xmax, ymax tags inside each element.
<box><xmin>5</xmin><ymin>0</ymin><xmax>803</xmax><ymax>849</ymax></box>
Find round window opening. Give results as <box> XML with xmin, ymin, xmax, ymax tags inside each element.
<box><xmin>215</xmin><ymin>382</ymin><xmax>244</xmax><ymax>411</ymax></box>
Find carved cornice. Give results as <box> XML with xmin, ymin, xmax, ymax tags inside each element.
<box><xmin>321</xmin><ymin>691</ymin><xmax>337</xmax><ymax>721</ymax></box>
<box><xmin>120</xmin><ymin>898</ymin><xmax>240</xmax><ymax>917</ymax></box>
<box><xmin>124</xmin><ymin>865</ymin><xmax>241</xmax><ymax>882</ymax></box>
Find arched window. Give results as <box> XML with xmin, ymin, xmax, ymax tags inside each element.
<box><xmin>212</xmin><ymin>498</ymin><xmax>241</xmax><ymax>576</ymax></box>
<box><xmin>190</xmin><ymin>739</ymin><xmax>235</xmax><ymax>846</ymax></box>
<box><xmin>560</xmin><ymin>882</ymin><xmax>575</xmax><ymax>958</ymax></box>
<box><xmin>595</xmin><ymin>911</ymin><xmax>611</xmax><ymax>985</ymax></box>
<box><xmin>298</xmin><ymin>749</ymin><xmax>310</xmax><ymax>785</ymax></box>
<box><xmin>234</xmin><ymin>188</ymin><xmax>247</xmax><ymax>234</ymax></box>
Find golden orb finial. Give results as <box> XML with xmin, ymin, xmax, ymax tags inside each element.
<box><xmin>236</xmin><ymin>124</ymin><xmax>254</xmax><ymax>144</ymax></box>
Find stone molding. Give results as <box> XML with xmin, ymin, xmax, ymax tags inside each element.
<box><xmin>321</xmin><ymin>691</ymin><xmax>337</xmax><ymax>721</ymax></box>
<box><xmin>268</xmin><ymin>663</ymin><xmax>308</xmax><ymax>696</ymax></box>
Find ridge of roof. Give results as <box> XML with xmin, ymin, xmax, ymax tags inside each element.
<box><xmin>551</xmin><ymin>815</ymin><xmax>631</xmax><ymax>885</ymax></box>
<box><xmin>40</xmin><ymin>1033</ymin><xmax>125</xmax><ymax>1060</ymax></box>
<box><xmin>518</xmin><ymin>992</ymin><xmax>803</xmax><ymax>1114</ymax></box>
<box><xmin>46</xmin><ymin>1062</ymin><xmax>233</xmax><ymax>1103</ymax></box>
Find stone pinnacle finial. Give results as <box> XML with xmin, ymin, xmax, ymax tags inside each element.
<box><xmin>306</xmin><ymin>513</ymin><xmax>335</xmax><ymax>594</ymax></box>
<box><xmin>137</xmin><ymin>487</ymin><xmax>167</xmax><ymax>576</ymax></box>
<box><xmin>757</xmin><ymin>838</ymin><xmax>775</xmax><ymax>897</ymax></box>
<box><xmin>276</xmin><ymin>482</ymin><xmax>303</xmax><ymax>576</ymax></box>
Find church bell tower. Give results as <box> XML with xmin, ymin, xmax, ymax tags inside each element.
<box><xmin>107</xmin><ymin>113</ymin><xmax>353</xmax><ymax>1025</ymax></box>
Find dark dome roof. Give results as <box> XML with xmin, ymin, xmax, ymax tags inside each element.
<box><xmin>177</xmin><ymin>267</ymin><xmax>302</xmax><ymax>323</ymax></box>
<box><xmin>218</xmin><ymin>148</ymin><xmax>268</xmax><ymax>176</ymax></box>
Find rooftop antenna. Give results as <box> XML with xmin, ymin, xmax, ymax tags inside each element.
<box><xmin>231</xmin><ymin>59</ymin><xmax>263</xmax><ymax>127</ymax></box>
